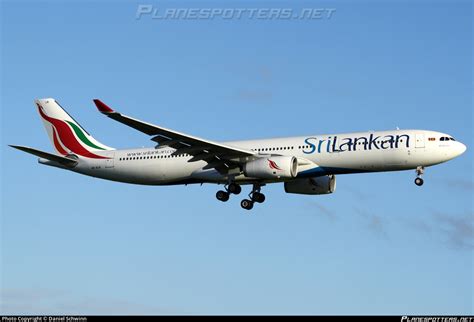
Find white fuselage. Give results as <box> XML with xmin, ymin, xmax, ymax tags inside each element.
<box><xmin>43</xmin><ymin>129</ymin><xmax>466</xmax><ymax>185</ymax></box>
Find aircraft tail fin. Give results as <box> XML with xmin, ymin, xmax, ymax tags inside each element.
<box><xmin>35</xmin><ymin>98</ymin><xmax>114</xmax><ymax>157</ymax></box>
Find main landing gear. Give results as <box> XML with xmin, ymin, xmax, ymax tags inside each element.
<box><xmin>414</xmin><ymin>166</ymin><xmax>425</xmax><ymax>186</ymax></box>
<box><xmin>216</xmin><ymin>182</ymin><xmax>241</xmax><ymax>202</ymax></box>
<box><xmin>215</xmin><ymin>182</ymin><xmax>266</xmax><ymax>210</ymax></box>
<box><xmin>240</xmin><ymin>184</ymin><xmax>266</xmax><ymax>211</ymax></box>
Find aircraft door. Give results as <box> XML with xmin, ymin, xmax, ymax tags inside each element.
<box><xmin>415</xmin><ymin>133</ymin><xmax>425</xmax><ymax>148</ymax></box>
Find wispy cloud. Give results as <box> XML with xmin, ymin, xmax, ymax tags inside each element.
<box><xmin>257</xmin><ymin>66</ymin><xmax>272</xmax><ymax>82</ymax></box>
<box><xmin>400</xmin><ymin>216</ymin><xmax>433</xmax><ymax>234</ymax></box>
<box><xmin>236</xmin><ymin>90</ymin><xmax>272</xmax><ymax>103</ymax></box>
<box><xmin>354</xmin><ymin>207</ymin><xmax>389</xmax><ymax>239</ymax></box>
<box><xmin>304</xmin><ymin>201</ymin><xmax>473</xmax><ymax>251</ymax></box>
<box><xmin>306</xmin><ymin>201</ymin><xmax>337</xmax><ymax>220</ymax></box>
<box><xmin>1</xmin><ymin>288</ymin><xmax>65</xmax><ymax>302</ymax></box>
<box><xmin>400</xmin><ymin>210</ymin><xmax>474</xmax><ymax>251</ymax></box>
<box><xmin>1</xmin><ymin>288</ymin><xmax>187</xmax><ymax>315</ymax></box>
<box><xmin>442</xmin><ymin>179</ymin><xmax>474</xmax><ymax>192</ymax></box>
<box><xmin>54</xmin><ymin>298</ymin><xmax>183</xmax><ymax>315</ymax></box>
<box><xmin>231</xmin><ymin>66</ymin><xmax>274</xmax><ymax>104</ymax></box>
<box><xmin>431</xmin><ymin>211</ymin><xmax>474</xmax><ymax>250</ymax></box>
<box><xmin>343</xmin><ymin>185</ymin><xmax>371</xmax><ymax>200</ymax></box>
<box><xmin>304</xmin><ymin>201</ymin><xmax>389</xmax><ymax>238</ymax></box>
<box><xmin>1</xmin><ymin>288</ymin><xmax>66</xmax><ymax>315</ymax></box>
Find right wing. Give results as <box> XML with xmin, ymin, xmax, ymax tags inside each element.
<box><xmin>9</xmin><ymin>145</ymin><xmax>78</xmax><ymax>168</ymax></box>
<box><xmin>93</xmin><ymin>99</ymin><xmax>257</xmax><ymax>172</ymax></box>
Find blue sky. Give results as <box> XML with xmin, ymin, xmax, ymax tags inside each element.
<box><xmin>1</xmin><ymin>0</ymin><xmax>472</xmax><ymax>315</ymax></box>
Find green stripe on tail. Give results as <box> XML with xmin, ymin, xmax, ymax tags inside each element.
<box><xmin>66</xmin><ymin>121</ymin><xmax>106</xmax><ymax>150</ymax></box>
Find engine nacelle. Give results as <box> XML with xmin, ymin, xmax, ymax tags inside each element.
<box><xmin>284</xmin><ymin>175</ymin><xmax>336</xmax><ymax>195</ymax></box>
<box><xmin>244</xmin><ymin>156</ymin><xmax>298</xmax><ymax>179</ymax></box>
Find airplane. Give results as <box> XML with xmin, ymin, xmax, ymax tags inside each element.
<box><xmin>10</xmin><ymin>98</ymin><xmax>467</xmax><ymax>210</ymax></box>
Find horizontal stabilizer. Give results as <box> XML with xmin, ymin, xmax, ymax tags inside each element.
<box><xmin>9</xmin><ymin>145</ymin><xmax>78</xmax><ymax>167</ymax></box>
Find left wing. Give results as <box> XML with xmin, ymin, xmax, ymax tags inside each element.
<box><xmin>93</xmin><ymin>99</ymin><xmax>256</xmax><ymax>172</ymax></box>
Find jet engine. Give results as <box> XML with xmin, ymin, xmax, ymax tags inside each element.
<box><xmin>284</xmin><ymin>175</ymin><xmax>336</xmax><ymax>195</ymax></box>
<box><xmin>244</xmin><ymin>156</ymin><xmax>298</xmax><ymax>179</ymax></box>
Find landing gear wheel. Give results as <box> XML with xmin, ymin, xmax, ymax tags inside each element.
<box><xmin>227</xmin><ymin>183</ymin><xmax>242</xmax><ymax>195</ymax></box>
<box><xmin>414</xmin><ymin>177</ymin><xmax>424</xmax><ymax>186</ymax></box>
<box><xmin>216</xmin><ymin>190</ymin><xmax>230</xmax><ymax>202</ymax></box>
<box><xmin>241</xmin><ymin>199</ymin><xmax>254</xmax><ymax>210</ymax></box>
<box><xmin>251</xmin><ymin>192</ymin><xmax>266</xmax><ymax>203</ymax></box>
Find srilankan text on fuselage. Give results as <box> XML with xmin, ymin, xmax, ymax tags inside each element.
<box><xmin>302</xmin><ymin>133</ymin><xmax>410</xmax><ymax>154</ymax></box>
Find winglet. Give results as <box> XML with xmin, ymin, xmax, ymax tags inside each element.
<box><xmin>93</xmin><ymin>99</ymin><xmax>115</xmax><ymax>113</ymax></box>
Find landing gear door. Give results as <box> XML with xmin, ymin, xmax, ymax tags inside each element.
<box><xmin>415</xmin><ymin>133</ymin><xmax>425</xmax><ymax>148</ymax></box>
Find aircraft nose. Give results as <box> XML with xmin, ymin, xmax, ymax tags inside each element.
<box><xmin>456</xmin><ymin>142</ymin><xmax>467</xmax><ymax>156</ymax></box>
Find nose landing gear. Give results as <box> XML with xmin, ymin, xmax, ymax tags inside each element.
<box><xmin>414</xmin><ymin>166</ymin><xmax>425</xmax><ymax>186</ymax></box>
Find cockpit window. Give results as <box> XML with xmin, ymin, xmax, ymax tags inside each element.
<box><xmin>440</xmin><ymin>136</ymin><xmax>455</xmax><ymax>142</ymax></box>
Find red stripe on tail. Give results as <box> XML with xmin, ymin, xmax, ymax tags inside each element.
<box><xmin>52</xmin><ymin>128</ymin><xmax>68</xmax><ymax>156</ymax></box>
<box><xmin>37</xmin><ymin>104</ymin><xmax>109</xmax><ymax>159</ymax></box>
